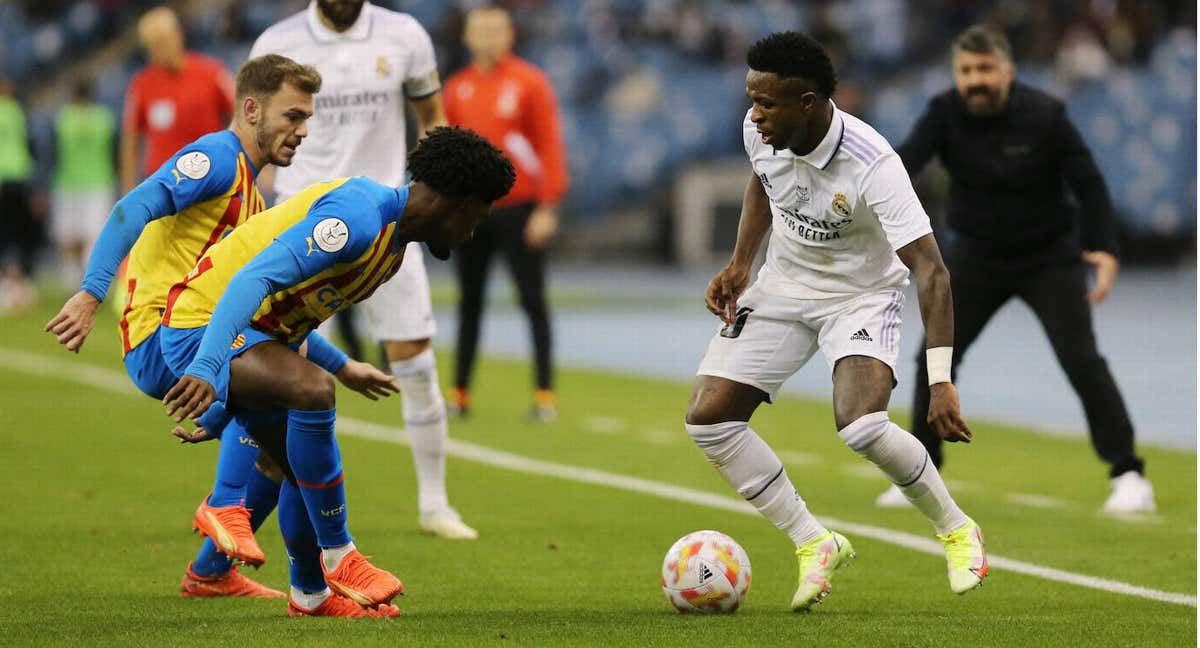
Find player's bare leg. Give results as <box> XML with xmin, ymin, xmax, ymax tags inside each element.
<box><xmin>685</xmin><ymin>375</ymin><xmax>847</xmax><ymax>610</ymax></box>
<box><xmin>382</xmin><ymin>338</ymin><xmax>477</xmax><ymax>540</ymax></box>
<box><xmin>831</xmin><ymin>355</ymin><xmax>986</xmax><ymax>593</ymax></box>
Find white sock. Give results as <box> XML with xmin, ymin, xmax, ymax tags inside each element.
<box><xmin>839</xmin><ymin>412</ymin><xmax>968</xmax><ymax>535</ymax></box>
<box><xmin>391</xmin><ymin>349</ymin><xmax>450</xmax><ymax>515</ymax></box>
<box><xmin>687</xmin><ymin>421</ymin><xmax>826</xmax><ymax>546</ymax></box>
<box><xmin>290</xmin><ymin>586</ymin><xmax>331</xmax><ymax>609</ymax></box>
<box><xmin>321</xmin><ymin>541</ymin><xmax>357</xmax><ymax>572</ymax></box>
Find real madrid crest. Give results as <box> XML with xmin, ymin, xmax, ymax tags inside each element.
<box><xmin>832</xmin><ymin>192</ymin><xmax>851</xmax><ymax>217</ymax></box>
<box><xmin>376</xmin><ymin>56</ymin><xmax>392</xmax><ymax>78</ymax></box>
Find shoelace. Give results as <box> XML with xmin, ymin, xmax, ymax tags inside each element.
<box><xmin>939</xmin><ymin>528</ymin><xmax>977</xmax><ymax>569</ymax></box>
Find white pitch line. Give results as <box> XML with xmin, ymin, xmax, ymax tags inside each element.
<box><xmin>4</xmin><ymin>347</ymin><xmax>1195</xmax><ymax>608</ymax></box>
<box><xmin>1005</xmin><ymin>493</ymin><xmax>1067</xmax><ymax>509</ymax></box>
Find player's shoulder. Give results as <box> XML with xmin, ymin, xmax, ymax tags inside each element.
<box><xmin>838</xmin><ymin>110</ymin><xmax>895</xmax><ymax>170</ymax></box>
<box><xmin>167</xmin><ymin>131</ymin><xmax>242</xmax><ymax>181</ymax></box>
<box><xmin>369</xmin><ymin>5</ymin><xmax>432</xmax><ymax>41</ymax></box>
<box><xmin>1012</xmin><ymin>81</ymin><xmax>1065</xmax><ymax>114</ymax></box>
<box><xmin>507</xmin><ymin>56</ymin><xmax>549</xmax><ymax>82</ymax></box>
<box><xmin>255</xmin><ymin>9</ymin><xmax>309</xmax><ymax>46</ymax></box>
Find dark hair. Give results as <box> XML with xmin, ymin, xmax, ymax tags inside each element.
<box><xmin>747</xmin><ymin>31</ymin><xmax>837</xmax><ymax>97</ymax></box>
<box><xmin>409</xmin><ymin>126</ymin><xmax>515</xmax><ymax>203</ymax></box>
<box><xmin>236</xmin><ymin>54</ymin><xmax>322</xmax><ymax>101</ymax></box>
<box><xmin>952</xmin><ymin>25</ymin><xmax>1012</xmax><ymax>61</ymax></box>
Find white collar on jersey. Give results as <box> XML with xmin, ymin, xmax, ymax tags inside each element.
<box><xmin>791</xmin><ymin>100</ymin><xmax>845</xmax><ymax>170</ymax></box>
<box><xmin>306</xmin><ymin>0</ymin><xmax>374</xmax><ymax>43</ymax></box>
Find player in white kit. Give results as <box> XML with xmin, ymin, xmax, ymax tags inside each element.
<box><xmin>686</xmin><ymin>32</ymin><xmax>988</xmax><ymax>610</ymax></box>
<box><xmin>250</xmin><ymin>0</ymin><xmax>476</xmax><ymax>539</ymax></box>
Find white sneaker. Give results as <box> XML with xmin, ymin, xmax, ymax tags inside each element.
<box><xmin>874</xmin><ymin>484</ymin><xmax>912</xmax><ymax>508</ymax></box>
<box><xmin>418</xmin><ymin>508</ymin><xmax>479</xmax><ymax>540</ymax></box>
<box><xmin>1102</xmin><ymin>471</ymin><xmax>1156</xmax><ymax>514</ymax></box>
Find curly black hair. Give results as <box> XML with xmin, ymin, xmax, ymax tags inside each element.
<box><xmin>408</xmin><ymin>126</ymin><xmax>516</xmax><ymax>203</ymax></box>
<box><xmin>747</xmin><ymin>31</ymin><xmax>837</xmax><ymax>98</ymax></box>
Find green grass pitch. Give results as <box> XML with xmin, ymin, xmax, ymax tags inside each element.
<box><xmin>0</xmin><ymin>299</ymin><xmax>1194</xmax><ymax>647</ymax></box>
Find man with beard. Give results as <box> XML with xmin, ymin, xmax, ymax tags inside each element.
<box><xmin>249</xmin><ymin>0</ymin><xmax>479</xmax><ymax>540</ymax></box>
<box><xmin>873</xmin><ymin>25</ymin><xmax>1154</xmax><ymax>514</ymax></box>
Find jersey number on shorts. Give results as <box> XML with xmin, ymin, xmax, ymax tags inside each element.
<box><xmin>720</xmin><ymin>307</ymin><xmax>754</xmax><ymax>339</ymax></box>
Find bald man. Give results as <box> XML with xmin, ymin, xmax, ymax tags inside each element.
<box><xmin>121</xmin><ymin>6</ymin><xmax>234</xmax><ymax>193</ymax></box>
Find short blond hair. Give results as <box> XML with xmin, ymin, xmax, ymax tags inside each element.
<box><xmin>235</xmin><ymin>54</ymin><xmax>322</xmax><ymax>101</ymax></box>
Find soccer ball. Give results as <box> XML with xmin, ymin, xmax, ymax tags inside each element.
<box><xmin>660</xmin><ymin>530</ymin><xmax>752</xmax><ymax>614</ymax></box>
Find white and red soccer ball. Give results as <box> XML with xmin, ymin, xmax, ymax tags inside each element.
<box><xmin>660</xmin><ymin>530</ymin><xmax>752</xmax><ymax>613</ymax></box>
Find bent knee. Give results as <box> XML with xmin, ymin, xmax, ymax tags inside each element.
<box><xmin>292</xmin><ymin>371</ymin><xmax>336</xmax><ymax>410</ymax></box>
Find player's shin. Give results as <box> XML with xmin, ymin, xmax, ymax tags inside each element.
<box><xmin>838</xmin><ymin>412</ymin><xmax>968</xmax><ymax>534</ymax></box>
<box><xmin>686</xmin><ymin>421</ymin><xmax>826</xmax><ymax>545</ymax></box>
<box><xmin>209</xmin><ymin>421</ymin><xmax>262</xmax><ymax>507</ymax></box>
<box><xmin>391</xmin><ymin>349</ymin><xmax>449</xmax><ymax>514</ymax></box>
<box><xmin>286</xmin><ymin>408</ymin><xmax>353</xmax><ymax>548</ymax></box>
<box><xmin>279</xmin><ymin>479</ymin><xmax>330</xmax><ymax>606</ymax></box>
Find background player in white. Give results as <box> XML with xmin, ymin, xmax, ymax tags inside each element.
<box><xmin>685</xmin><ymin>32</ymin><xmax>988</xmax><ymax>610</ymax></box>
<box><xmin>250</xmin><ymin>0</ymin><xmax>476</xmax><ymax>540</ymax></box>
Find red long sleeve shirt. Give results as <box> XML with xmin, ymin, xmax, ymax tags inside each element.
<box><xmin>444</xmin><ymin>54</ymin><xmax>568</xmax><ymax>209</ymax></box>
<box><xmin>124</xmin><ymin>52</ymin><xmax>235</xmax><ymax>175</ymax></box>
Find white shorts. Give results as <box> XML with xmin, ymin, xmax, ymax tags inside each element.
<box><xmin>51</xmin><ymin>188</ymin><xmax>112</xmax><ymax>246</ymax></box>
<box><xmin>697</xmin><ymin>282</ymin><xmax>904</xmax><ymax>401</ymax></box>
<box><xmin>358</xmin><ymin>241</ymin><xmax>437</xmax><ymax>342</ymax></box>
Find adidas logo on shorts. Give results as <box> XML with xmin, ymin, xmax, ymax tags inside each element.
<box><xmin>849</xmin><ymin>328</ymin><xmax>873</xmax><ymax>342</ymax></box>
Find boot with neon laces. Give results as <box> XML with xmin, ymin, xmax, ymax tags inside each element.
<box><xmin>447</xmin><ymin>387</ymin><xmax>469</xmax><ymax>419</ymax></box>
<box><xmin>288</xmin><ymin>590</ymin><xmax>402</xmax><ymax>618</ymax></box>
<box><xmin>192</xmin><ymin>494</ymin><xmax>266</xmax><ymax>567</ymax></box>
<box><xmin>1103</xmin><ymin>471</ymin><xmax>1156</xmax><ymax>514</ymax></box>
<box><xmin>791</xmin><ymin>530</ymin><xmax>856</xmax><ymax>611</ymax></box>
<box><xmin>937</xmin><ymin>518</ymin><xmax>988</xmax><ymax>594</ymax></box>
<box><xmin>321</xmin><ymin>543</ymin><xmax>405</xmax><ymax>606</ymax></box>
<box><xmin>179</xmin><ymin>562</ymin><xmax>286</xmax><ymax>598</ymax></box>
<box><xmin>419</xmin><ymin>506</ymin><xmax>479</xmax><ymax>540</ymax></box>
<box><xmin>531</xmin><ymin>389</ymin><xmax>557</xmax><ymax>423</ymax></box>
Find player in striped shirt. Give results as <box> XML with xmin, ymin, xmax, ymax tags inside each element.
<box><xmin>44</xmin><ymin>55</ymin><xmax>382</xmax><ymax>599</ymax></box>
<box><xmin>160</xmin><ymin>126</ymin><xmax>514</xmax><ymax>617</ymax></box>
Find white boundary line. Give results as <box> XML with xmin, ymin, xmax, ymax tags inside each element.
<box><xmin>4</xmin><ymin>347</ymin><xmax>1195</xmax><ymax>608</ymax></box>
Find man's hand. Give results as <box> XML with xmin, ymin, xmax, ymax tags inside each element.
<box><xmin>45</xmin><ymin>291</ymin><xmax>101</xmax><ymax>352</ymax></box>
<box><xmin>1082</xmin><ymin>250</ymin><xmax>1119</xmax><ymax>304</ymax></box>
<box><xmin>704</xmin><ymin>265</ymin><xmax>752</xmax><ymax>324</ymax></box>
<box><xmin>172</xmin><ymin>425</ymin><xmax>215</xmax><ymax>444</ymax></box>
<box><xmin>524</xmin><ymin>205</ymin><xmax>559</xmax><ymax>249</ymax></box>
<box><xmin>335</xmin><ymin>360</ymin><xmax>400</xmax><ymax>401</ymax></box>
<box><xmin>163</xmin><ymin>376</ymin><xmax>216</xmax><ymax>423</ymax></box>
<box><xmin>928</xmin><ymin>382</ymin><xmax>972</xmax><ymax>443</ymax></box>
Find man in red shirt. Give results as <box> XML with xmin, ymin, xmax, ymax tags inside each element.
<box><xmin>120</xmin><ymin>6</ymin><xmax>234</xmax><ymax>193</ymax></box>
<box><xmin>443</xmin><ymin>5</ymin><xmax>569</xmax><ymax>422</ymax></box>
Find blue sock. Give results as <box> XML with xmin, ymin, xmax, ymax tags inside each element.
<box><xmin>190</xmin><ymin>464</ymin><xmax>282</xmax><ymax>578</ymax></box>
<box><xmin>209</xmin><ymin>419</ymin><xmax>261</xmax><ymax>508</ymax></box>
<box><xmin>287</xmin><ymin>408</ymin><xmax>352</xmax><ymax>548</ymax></box>
<box><xmin>278</xmin><ymin>479</ymin><xmax>325</xmax><ymax>593</ymax></box>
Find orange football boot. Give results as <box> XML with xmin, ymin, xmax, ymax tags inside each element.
<box><xmin>321</xmin><ymin>549</ymin><xmax>405</xmax><ymax>606</ymax></box>
<box><xmin>192</xmin><ymin>494</ymin><xmax>266</xmax><ymax>567</ymax></box>
<box><xmin>288</xmin><ymin>594</ymin><xmax>402</xmax><ymax>618</ymax></box>
<box><xmin>179</xmin><ymin>562</ymin><xmax>286</xmax><ymax>598</ymax></box>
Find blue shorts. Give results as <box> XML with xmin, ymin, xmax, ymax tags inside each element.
<box><xmin>159</xmin><ymin>325</ymin><xmax>282</xmax><ymax>404</ymax></box>
<box><xmin>123</xmin><ymin>327</ymin><xmax>175</xmax><ymax>400</ymax></box>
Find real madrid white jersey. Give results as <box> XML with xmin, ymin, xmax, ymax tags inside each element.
<box><xmin>249</xmin><ymin>1</ymin><xmax>441</xmax><ymax>200</ymax></box>
<box><xmin>744</xmin><ymin>104</ymin><xmax>932</xmax><ymax>299</ymax></box>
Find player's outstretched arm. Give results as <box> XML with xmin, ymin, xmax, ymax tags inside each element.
<box><xmin>897</xmin><ymin>234</ymin><xmax>972</xmax><ymax>443</ymax></box>
<box><xmin>45</xmin><ymin>291</ymin><xmax>100</xmax><ymax>353</ymax></box>
<box><xmin>301</xmin><ymin>331</ymin><xmax>400</xmax><ymax>401</ymax></box>
<box><xmin>706</xmin><ymin>171</ymin><xmax>772</xmax><ymax>323</ymax></box>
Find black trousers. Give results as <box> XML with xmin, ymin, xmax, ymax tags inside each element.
<box><xmin>910</xmin><ymin>251</ymin><xmax>1143</xmax><ymax>478</ymax></box>
<box><xmin>454</xmin><ymin>203</ymin><xmax>552</xmax><ymax>391</ymax></box>
<box><xmin>0</xmin><ymin>181</ymin><xmax>37</xmax><ymax>275</ymax></box>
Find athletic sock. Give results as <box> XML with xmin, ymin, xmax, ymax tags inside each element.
<box><xmin>290</xmin><ymin>586</ymin><xmax>332</xmax><ymax>609</ymax></box>
<box><xmin>391</xmin><ymin>349</ymin><xmax>450</xmax><ymax>515</ymax></box>
<box><xmin>687</xmin><ymin>421</ymin><xmax>826</xmax><ymax>546</ymax></box>
<box><xmin>839</xmin><ymin>411</ymin><xmax>968</xmax><ymax>534</ymax></box>
<box><xmin>321</xmin><ymin>542</ymin><xmax>358</xmax><ymax>572</ymax></box>
<box><xmin>208</xmin><ymin>419</ymin><xmax>261</xmax><ymax>507</ymax></box>
<box><xmin>278</xmin><ymin>479</ymin><xmax>326</xmax><ymax>593</ymax></box>
<box><xmin>286</xmin><ymin>408</ymin><xmax>353</xmax><ymax>548</ymax></box>
<box><xmin>190</xmin><ymin>466</ymin><xmax>281</xmax><ymax>578</ymax></box>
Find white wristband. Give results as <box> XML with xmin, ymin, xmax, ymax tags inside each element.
<box><xmin>926</xmin><ymin>347</ymin><xmax>953</xmax><ymax>386</ymax></box>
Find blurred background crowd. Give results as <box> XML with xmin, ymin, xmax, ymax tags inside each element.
<box><xmin>0</xmin><ymin>0</ymin><xmax>1194</xmax><ymax>310</ymax></box>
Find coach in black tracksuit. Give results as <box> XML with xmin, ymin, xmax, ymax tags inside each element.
<box><xmin>892</xmin><ymin>26</ymin><xmax>1152</xmax><ymax>512</ymax></box>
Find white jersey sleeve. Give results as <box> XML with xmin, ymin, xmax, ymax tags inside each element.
<box><xmin>401</xmin><ymin>24</ymin><xmax>440</xmax><ymax>99</ymax></box>
<box><xmin>859</xmin><ymin>153</ymin><xmax>933</xmax><ymax>251</ymax></box>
